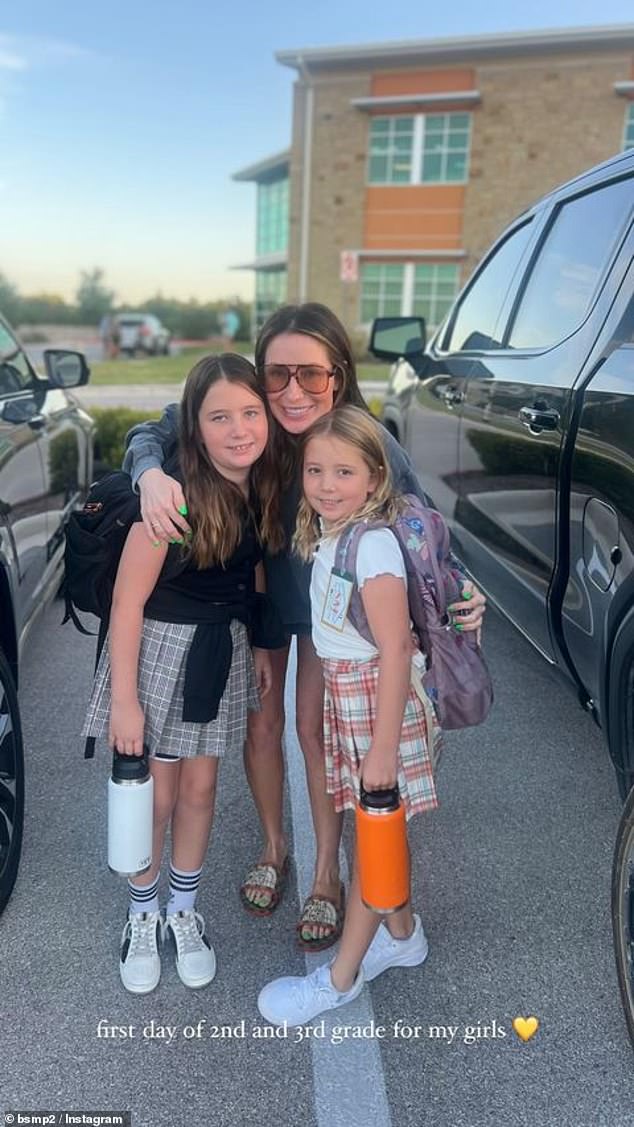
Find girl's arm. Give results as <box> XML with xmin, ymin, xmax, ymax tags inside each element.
<box><xmin>360</xmin><ymin>574</ymin><xmax>412</xmax><ymax>790</ymax></box>
<box><xmin>122</xmin><ymin>404</ymin><xmax>190</xmax><ymax>544</ymax></box>
<box><xmin>252</xmin><ymin>561</ymin><xmax>272</xmax><ymax>698</ymax></box>
<box><xmin>109</xmin><ymin>525</ymin><xmax>168</xmax><ymax>755</ymax></box>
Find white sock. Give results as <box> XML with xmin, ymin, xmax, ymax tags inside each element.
<box><xmin>166</xmin><ymin>863</ymin><xmax>202</xmax><ymax>914</ymax></box>
<box><xmin>128</xmin><ymin>874</ymin><xmax>160</xmax><ymax>916</ymax></box>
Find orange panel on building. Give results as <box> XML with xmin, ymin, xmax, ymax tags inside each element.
<box><xmin>364</xmin><ymin>186</ymin><xmax>465</xmax><ymax>250</ymax></box>
<box><xmin>371</xmin><ymin>69</ymin><xmax>475</xmax><ymax>97</ymax></box>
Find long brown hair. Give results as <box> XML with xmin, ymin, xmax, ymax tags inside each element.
<box><xmin>255</xmin><ymin>303</ymin><xmax>370</xmax><ymax>488</ymax></box>
<box><xmin>293</xmin><ymin>405</ymin><xmax>405</xmax><ymax>561</ymax></box>
<box><xmin>178</xmin><ymin>353</ymin><xmax>283</xmax><ymax>566</ymax></box>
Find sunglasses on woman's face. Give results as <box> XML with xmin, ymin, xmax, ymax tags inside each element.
<box><xmin>260</xmin><ymin>363</ymin><xmax>338</xmax><ymax>395</ymax></box>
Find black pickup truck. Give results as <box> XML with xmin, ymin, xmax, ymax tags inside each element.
<box><xmin>370</xmin><ymin>148</ymin><xmax>634</xmax><ymax>1044</ymax></box>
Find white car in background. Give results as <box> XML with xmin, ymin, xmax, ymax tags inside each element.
<box><xmin>115</xmin><ymin>313</ymin><xmax>171</xmax><ymax>357</ymax></box>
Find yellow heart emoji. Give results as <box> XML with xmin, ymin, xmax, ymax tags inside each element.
<box><xmin>513</xmin><ymin>1016</ymin><xmax>539</xmax><ymax>1042</ymax></box>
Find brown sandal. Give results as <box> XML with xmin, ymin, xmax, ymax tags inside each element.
<box><xmin>240</xmin><ymin>856</ymin><xmax>290</xmax><ymax>917</ymax></box>
<box><xmin>296</xmin><ymin>884</ymin><xmax>345</xmax><ymax>952</ymax></box>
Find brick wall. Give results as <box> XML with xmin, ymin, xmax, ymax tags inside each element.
<box><xmin>461</xmin><ymin>50</ymin><xmax>633</xmax><ymax>280</ymax></box>
<box><xmin>286</xmin><ymin>46</ymin><xmax>634</xmax><ymax>323</ymax></box>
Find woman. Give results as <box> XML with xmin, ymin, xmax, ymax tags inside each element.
<box><xmin>123</xmin><ymin>303</ymin><xmax>486</xmax><ymax>950</ymax></box>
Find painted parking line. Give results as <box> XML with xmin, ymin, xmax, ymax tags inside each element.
<box><xmin>284</xmin><ymin>642</ymin><xmax>392</xmax><ymax>1127</ymax></box>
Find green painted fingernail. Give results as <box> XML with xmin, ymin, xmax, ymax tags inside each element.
<box><xmin>169</xmin><ymin>538</ymin><xmax>185</xmax><ymax>545</ymax></box>
<box><xmin>177</xmin><ymin>504</ymin><xmax>188</xmax><ymax>516</ymax></box>
<box><xmin>152</xmin><ymin>540</ymin><xmax>160</xmax><ymax>548</ymax></box>
<box><xmin>455</xmin><ymin>623</ymin><xmax>464</xmax><ymax>632</ymax></box>
<box><xmin>462</xmin><ymin>590</ymin><xmax>472</xmax><ymax>600</ymax></box>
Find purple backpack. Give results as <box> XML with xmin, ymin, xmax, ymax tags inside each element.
<box><xmin>333</xmin><ymin>494</ymin><xmax>493</xmax><ymax>730</ymax></box>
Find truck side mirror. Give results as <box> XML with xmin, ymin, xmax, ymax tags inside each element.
<box><xmin>369</xmin><ymin>317</ymin><xmax>426</xmax><ymax>362</ymax></box>
<box><xmin>44</xmin><ymin>350</ymin><xmax>90</xmax><ymax>389</ymax></box>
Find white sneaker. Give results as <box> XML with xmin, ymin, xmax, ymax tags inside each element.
<box><xmin>164</xmin><ymin>910</ymin><xmax>216</xmax><ymax>988</ymax></box>
<box><xmin>258</xmin><ymin>962</ymin><xmax>364</xmax><ymax>1027</ymax></box>
<box><xmin>119</xmin><ymin>911</ymin><xmax>162</xmax><ymax>994</ymax></box>
<box><xmin>362</xmin><ymin>914</ymin><xmax>428</xmax><ymax>982</ymax></box>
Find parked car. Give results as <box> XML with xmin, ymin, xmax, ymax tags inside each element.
<box><xmin>115</xmin><ymin>313</ymin><xmax>171</xmax><ymax>357</ymax></box>
<box><xmin>369</xmin><ymin>148</ymin><xmax>634</xmax><ymax>1045</ymax></box>
<box><xmin>0</xmin><ymin>314</ymin><xmax>94</xmax><ymax>915</ymax></box>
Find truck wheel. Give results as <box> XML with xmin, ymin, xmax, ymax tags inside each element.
<box><xmin>0</xmin><ymin>646</ymin><xmax>24</xmax><ymax>915</ymax></box>
<box><xmin>608</xmin><ymin>613</ymin><xmax>634</xmax><ymax>801</ymax></box>
<box><xmin>612</xmin><ymin>783</ymin><xmax>634</xmax><ymax>1051</ymax></box>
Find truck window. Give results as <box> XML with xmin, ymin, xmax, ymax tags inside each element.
<box><xmin>0</xmin><ymin>322</ymin><xmax>34</xmax><ymax>396</ymax></box>
<box><xmin>441</xmin><ymin>220</ymin><xmax>534</xmax><ymax>353</ymax></box>
<box><xmin>507</xmin><ymin>176</ymin><xmax>634</xmax><ymax>350</ymax></box>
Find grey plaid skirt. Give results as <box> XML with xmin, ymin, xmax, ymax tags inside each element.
<box><xmin>82</xmin><ymin>618</ymin><xmax>260</xmax><ymax>759</ymax></box>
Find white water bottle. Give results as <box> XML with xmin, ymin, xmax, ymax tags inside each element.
<box><xmin>107</xmin><ymin>748</ymin><xmax>154</xmax><ymax>877</ymax></box>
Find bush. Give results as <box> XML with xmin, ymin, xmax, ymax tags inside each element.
<box><xmin>91</xmin><ymin>407</ymin><xmax>159</xmax><ymax>475</ymax></box>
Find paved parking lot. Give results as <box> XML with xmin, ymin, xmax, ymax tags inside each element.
<box><xmin>1</xmin><ymin>601</ymin><xmax>632</xmax><ymax>1126</ymax></box>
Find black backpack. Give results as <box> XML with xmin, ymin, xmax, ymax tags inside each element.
<box><xmin>62</xmin><ymin>471</ymin><xmax>146</xmax><ymax>757</ymax></box>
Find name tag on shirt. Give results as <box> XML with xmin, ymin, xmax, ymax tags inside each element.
<box><xmin>321</xmin><ymin>568</ymin><xmax>354</xmax><ymax>632</ymax></box>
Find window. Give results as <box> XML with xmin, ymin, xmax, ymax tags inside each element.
<box><xmin>413</xmin><ymin>264</ymin><xmax>460</xmax><ymax>329</ymax></box>
<box><xmin>421</xmin><ymin>114</ymin><xmax>471</xmax><ymax>183</ymax></box>
<box><xmin>624</xmin><ymin>104</ymin><xmax>634</xmax><ymax>151</ymax></box>
<box><xmin>254</xmin><ymin>269</ymin><xmax>287</xmax><ymax>333</ymax></box>
<box><xmin>360</xmin><ymin>262</ymin><xmax>460</xmax><ymax>328</ymax></box>
<box><xmin>0</xmin><ymin>322</ymin><xmax>34</xmax><ymax>396</ymax></box>
<box><xmin>361</xmin><ymin>264</ymin><xmax>405</xmax><ymax>322</ymax></box>
<box><xmin>508</xmin><ymin>177</ymin><xmax>634</xmax><ymax>350</ymax></box>
<box><xmin>368</xmin><ymin>117</ymin><xmax>414</xmax><ymax>184</ymax></box>
<box><xmin>368</xmin><ymin>113</ymin><xmax>471</xmax><ymax>185</ymax></box>
<box><xmin>256</xmin><ymin>177</ymin><xmax>289</xmax><ymax>257</ymax></box>
<box><xmin>443</xmin><ymin>221</ymin><xmax>534</xmax><ymax>353</ymax></box>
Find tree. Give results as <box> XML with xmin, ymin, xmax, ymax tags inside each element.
<box><xmin>76</xmin><ymin>268</ymin><xmax>115</xmax><ymax>326</ymax></box>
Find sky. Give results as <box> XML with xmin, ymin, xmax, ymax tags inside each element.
<box><xmin>1</xmin><ymin>1</ymin><xmax>633</xmax><ymax>306</ymax></box>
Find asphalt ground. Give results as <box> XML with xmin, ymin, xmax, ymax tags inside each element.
<box><xmin>1</xmin><ymin>600</ymin><xmax>632</xmax><ymax>1127</ymax></box>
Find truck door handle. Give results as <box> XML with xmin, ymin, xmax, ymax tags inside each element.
<box><xmin>27</xmin><ymin>414</ymin><xmax>46</xmax><ymax>431</ymax></box>
<box><xmin>439</xmin><ymin>386</ymin><xmax>464</xmax><ymax>407</ymax></box>
<box><xmin>519</xmin><ymin>405</ymin><xmax>560</xmax><ymax>432</ymax></box>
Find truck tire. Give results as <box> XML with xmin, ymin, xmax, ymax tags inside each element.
<box><xmin>612</xmin><ymin>783</ymin><xmax>634</xmax><ymax>1051</ymax></box>
<box><xmin>607</xmin><ymin>612</ymin><xmax>634</xmax><ymax>802</ymax></box>
<box><xmin>0</xmin><ymin>645</ymin><xmax>24</xmax><ymax>915</ymax></box>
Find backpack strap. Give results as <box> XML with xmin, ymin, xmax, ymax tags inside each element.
<box><xmin>83</xmin><ymin>615</ymin><xmax>110</xmax><ymax>759</ymax></box>
<box><xmin>60</xmin><ymin>578</ymin><xmax>97</xmax><ymax>637</ymax></box>
<box><xmin>333</xmin><ymin>519</ymin><xmax>388</xmax><ymax>644</ymax></box>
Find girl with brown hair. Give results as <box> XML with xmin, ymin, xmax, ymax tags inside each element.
<box><xmin>84</xmin><ymin>353</ymin><xmax>282</xmax><ymax>993</ymax></box>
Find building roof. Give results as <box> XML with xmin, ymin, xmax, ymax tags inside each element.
<box><xmin>232</xmin><ymin>150</ymin><xmax>290</xmax><ymax>183</ymax></box>
<box><xmin>276</xmin><ymin>24</ymin><xmax>634</xmax><ymax>71</ymax></box>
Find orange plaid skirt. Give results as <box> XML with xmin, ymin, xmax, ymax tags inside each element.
<box><xmin>322</xmin><ymin>656</ymin><xmax>441</xmax><ymax>821</ymax></box>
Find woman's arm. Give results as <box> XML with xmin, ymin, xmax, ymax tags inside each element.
<box><xmin>109</xmin><ymin>525</ymin><xmax>168</xmax><ymax>755</ymax></box>
<box><xmin>122</xmin><ymin>404</ymin><xmax>190</xmax><ymax>544</ymax></box>
<box><xmin>359</xmin><ymin>574</ymin><xmax>412</xmax><ymax>791</ymax></box>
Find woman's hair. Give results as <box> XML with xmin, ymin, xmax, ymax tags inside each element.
<box><xmin>255</xmin><ymin>303</ymin><xmax>370</xmax><ymax>487</ymax></box>
<box><xmin>293</xmin><ymin>405</ymin><xmax>405</xmax><ymax>561</ymax></box>
<box><xmin>178</xmin><ymin>353</ymin><xmax>283</xmax><ymax>566</ymax></box>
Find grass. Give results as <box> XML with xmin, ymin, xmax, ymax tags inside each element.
<box><xmin>90</xmin><ymin>347</ymin><xmax>390</xmax><ymax>386</ymax></box>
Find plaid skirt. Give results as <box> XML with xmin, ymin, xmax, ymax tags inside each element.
<box><xmin>82</xmin><ymin>618</ymin><xmax>260</xmax><ymax>759</ymax></box>
<box><xmin>322</xmin><ymin>656</ymin><xmax>441</xmax><ymax>821</ymax></box>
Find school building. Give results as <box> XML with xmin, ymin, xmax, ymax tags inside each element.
<box><xmin>232</xmin><ymin>25</ymin><xmax>634</xmax><ymax>338</ymax></box>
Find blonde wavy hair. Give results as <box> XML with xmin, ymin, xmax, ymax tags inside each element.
<box><xmin>293</xmin><ymin>405</ymin><xmax>405</xmax><ymax>561</ymax></box>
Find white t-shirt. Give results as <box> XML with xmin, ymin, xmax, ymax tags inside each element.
<box><xmin>310</xmin><ymin>528</ymin><xmax>407</xmax><ymax>661</ymax></box>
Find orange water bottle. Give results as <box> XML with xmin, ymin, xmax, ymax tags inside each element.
<box><xmin>356</xmin><ymin>784</ymin><xmax>410</xmax><ymax>914</ymax></box>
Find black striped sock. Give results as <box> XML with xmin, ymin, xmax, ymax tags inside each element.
<box><xmin>167</xmin><ymin>863</ymin><xmax>202</xmax><ymax>914</ymax></box>
<box><xmin>128</xmin><ymin>874</ymin><xmax>160</xmax><ymax>916</ymax></box>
